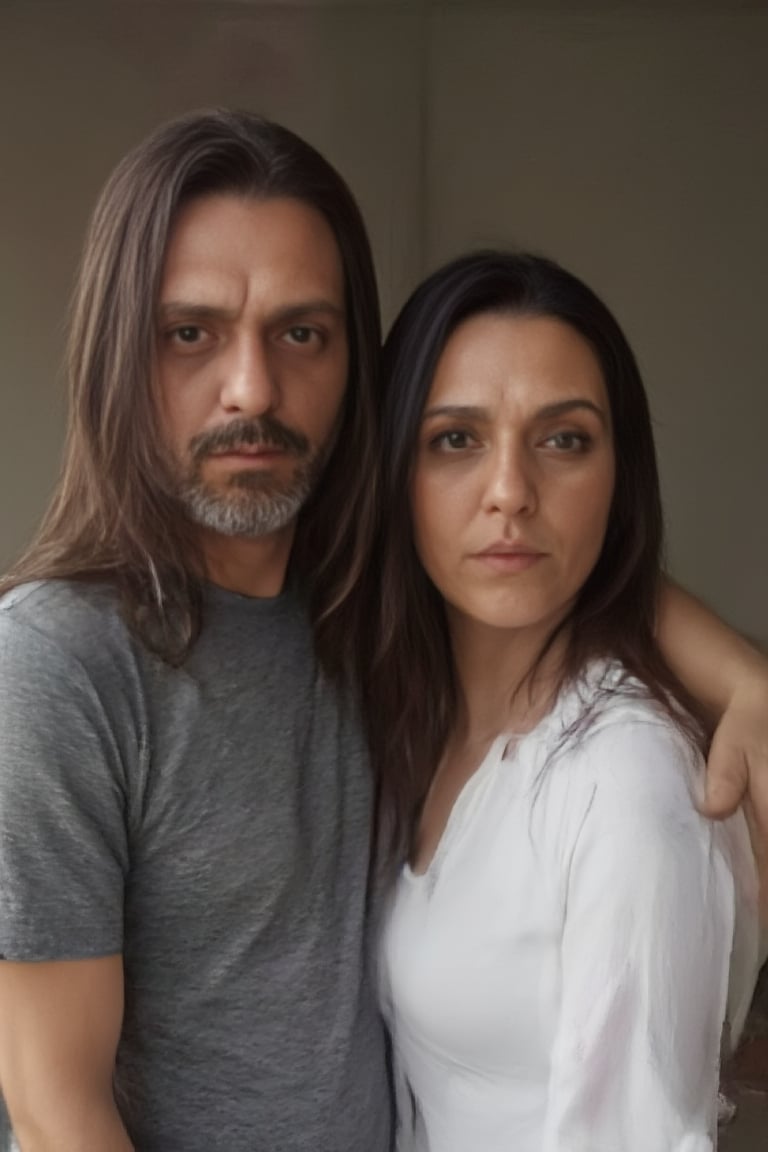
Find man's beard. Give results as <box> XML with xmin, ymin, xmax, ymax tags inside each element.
<box><xmin>174</xmin><ymin>416</ymin><xmax>323</xmax><ymax>538</ymax></box>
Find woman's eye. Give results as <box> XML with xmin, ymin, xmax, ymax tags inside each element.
<box><xmin>433</xmin><ymin>430</ymin><xmax>473</xmax><ymax>451</ymax></box>
<box><xmin>543</xmin><ymin>431</ymin><xmax>591</xmax><ymax>452</ymax></box>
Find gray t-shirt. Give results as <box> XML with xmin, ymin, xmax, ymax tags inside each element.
<box><xmin>0</xmin><ymin>579</ymin><xmax>391</xmax><ymax>1151</ymax></box>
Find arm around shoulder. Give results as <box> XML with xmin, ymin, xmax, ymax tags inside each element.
<box><xmin>656</xmin><ymin>579</ymin><xmax>768</xmax><ymax>820</ymax></box>
<box><xmin>0</xmin><ymin>954</ymin><xmax>134</xmax><ymax>1150</ymax></box>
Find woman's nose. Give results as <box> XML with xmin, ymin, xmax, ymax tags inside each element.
<box><xmin>481</xmin><ymin>443</ymin><xmax>538</xmax><ymax>518</ymax></box>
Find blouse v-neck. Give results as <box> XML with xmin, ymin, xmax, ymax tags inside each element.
<box><xmin>405</xmin><ymin>732</ymin><xmax>518</xmax><ymax>886</ymax></box>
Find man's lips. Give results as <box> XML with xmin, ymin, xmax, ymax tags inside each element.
<box><xmin>207</xmin><ymin>444</ymin><xmax>289</xmax><ymax>462</ymax></box>
<box><xmin>189</xmin><ymin>416</ymin><xmax>311</xmax><ymax>465</ymax></box>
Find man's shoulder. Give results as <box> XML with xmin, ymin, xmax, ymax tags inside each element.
<box><xmin>0</xmin><ymin>578</ymin><xmax>132</xmax><ymax>669</ymax></box>
<box><xmin>1</xmin><ymin>575</ymin><xmax>117</xmax><ymax>610</ymax></box>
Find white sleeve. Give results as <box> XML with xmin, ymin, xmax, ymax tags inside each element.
<box><xmin>541</xmin><ymin>718</ymin><xmax>741</xmax><ymax>1152</ymax></box>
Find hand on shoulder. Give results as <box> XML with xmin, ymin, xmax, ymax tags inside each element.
<box><xmin>703</xmin><ymin>668</ymin><xmax>768</xmax><ymax>923</ymax></box>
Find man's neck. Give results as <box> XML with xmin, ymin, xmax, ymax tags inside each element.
<box><xmin>198</xmin><ymin>524</ymin><xmax>296</xmax><ymax>598</ymax></box>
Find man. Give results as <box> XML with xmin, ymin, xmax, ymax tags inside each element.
<box><xmin>0</xmin><ymin>108</ymin><xmax>765</xmax><ymax>1151</ymax></box>
<box><xmin>0</xmin><ymin>110</ymin><xmax>389</xmax><ymax>1151</ymax></box>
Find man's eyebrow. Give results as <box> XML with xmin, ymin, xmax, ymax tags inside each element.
<box><xmin>156</xmin><ymin>299</ymin><xmax>345</xmax><ymax>324</ymax></box>
<box><xmin>422</xmin><ymin>399</ymin><xmax>608</xmax><ymax>425</ymax></box>
<box><xmin>271</xmin><ymin>300</ymin><xmax>346</xmax><ymax>325</ymax></box>
<box><xmin>157</xmin><ymin>301</ymin><xmax>235</xmax><ymax>322</ymax></box>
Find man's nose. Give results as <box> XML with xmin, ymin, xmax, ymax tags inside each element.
<box><xmin>219</xmin><ymin>334</ymin><xmax>278</xmax><ymax>416</ymax></box>
<box><xmin>481</xmin><ymin>442</ymin><xmax>538</xmax><ymax>518</ymax></box>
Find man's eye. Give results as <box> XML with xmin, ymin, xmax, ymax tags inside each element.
<box><xmin>169</xmin><ymin>325</ymin><xmax>204</xmax><ymax>344</ymax></box>
<box><xmin>285</xmin><ymin>326</ymin><xmax>318</xmax><ymax>346</ymax></box>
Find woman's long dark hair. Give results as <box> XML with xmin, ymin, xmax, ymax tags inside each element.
<box><xmin>361</xmin><ymin>250</ymin><xmax>709</xmax><ymax>858</ymax></box>
<box><xmin>1</xmin><ymin>109</ymin><xmax>380</xmax><ymax>671</ymax></box>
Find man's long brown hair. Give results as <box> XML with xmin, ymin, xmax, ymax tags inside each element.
<box><xmin>1</xmin><ymin>109</ymin><xmax>381</xmax><ymax>669</ymax></box>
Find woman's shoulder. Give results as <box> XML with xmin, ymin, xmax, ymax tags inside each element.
<box><xmin>555</xmin><ymin>658</ymin><xmax>695</xmax><ymax>750</ymax></box>
<box><xmin>536</xmin><ymin>659</ymin><xmax>704</xmax><ymax>817</ymax></box>
<box><xmin>555</xmin><ymin>657</ymin><xmax>682</xmax><ymax>729</ymax></box>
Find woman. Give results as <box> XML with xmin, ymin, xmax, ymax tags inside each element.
<box><xmin>367</xmin><ymin>251</ymin><xmax>760</xmax><ymax>1150</ymax></box>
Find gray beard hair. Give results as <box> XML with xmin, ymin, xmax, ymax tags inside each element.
<box><xmin>178</xmin><ymin>462</ymin><xmax>317</xmax><ymax>538</ymax></box>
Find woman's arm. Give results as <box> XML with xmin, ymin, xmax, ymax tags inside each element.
<box><xmin>543</xmin><ymin>719</ymin><xmax>759</xmax><ymax>1152</ymax></box>
<box><xmin>657</xmin><ymin>580</ymin><xmax>768</xmax><ymax>826</ymax></box>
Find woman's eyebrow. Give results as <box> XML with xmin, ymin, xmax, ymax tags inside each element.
<box><xmin>535</xmin><ymin>399</ymin><xmax>608</xmax><ymax>425</ymax></box>
<box><xmin>422</xmin><ymin>399</ymin><xmax>607</xmax><ymax>424</ymax></box>
<box><xmin>421</xmin><ymin>404</ymin><xmax>488</xmax><ymax>421</ymax></box>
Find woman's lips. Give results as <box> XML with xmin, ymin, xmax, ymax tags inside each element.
<box><xmin>471</xmin><ymin>547</ymin><xmax>545</xmax><ymax>573</ymax></box>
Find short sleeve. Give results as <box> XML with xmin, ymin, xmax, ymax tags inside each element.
<box><xmin>542</xmin><ymin>717</ymin><xmax>749</xmax><ymax>1152</ymax></box>
<box><xmin>0</xmin><ymin>611</ymin><xmax>130</xmax><ymax>960</ymax></box>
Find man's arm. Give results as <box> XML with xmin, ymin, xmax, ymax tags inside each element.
<box><xmin>657</xmin><ymin>580</ymin><xmax>768</xmax><ymax>924</ymax></box>
<box><xmin>0</xmin><ymin>599</ymin><xmax>134</xmax><ymax>1147</ymax></box>
<box><xmin>657</xmin><ymin>580</ymin><xmax>768</xmax><ymax>814</ymax></box>
<box><xmin>0</xmin><ymin>955</ymin><xmax>133</xmax><ymax>1151</ymax></box>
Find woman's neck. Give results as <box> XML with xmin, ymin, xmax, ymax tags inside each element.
<box><xmin>448</xmin><ymin>612</ymin><xmax>569</xmax><ymax>746</ymax></box>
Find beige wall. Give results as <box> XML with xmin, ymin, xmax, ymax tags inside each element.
<box><xmin>1</xmin><ymin>0</ymin><xmax>765</xmax><ymax>644</ymax></box>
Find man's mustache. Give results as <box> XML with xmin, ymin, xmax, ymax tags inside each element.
<box><xmin>189</xmin><ymin>417</ymin><xmax>310</xmax><ymax>464</ymax></box>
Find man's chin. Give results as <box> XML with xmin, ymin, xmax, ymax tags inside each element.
<box><xmin>180</xmin><ymin>486</ymin><xmax>306</xmax><ymax>539</ymax></box>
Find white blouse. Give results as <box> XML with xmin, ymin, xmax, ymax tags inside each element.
<box><xmin>380</xmin><ymin>664</ymin><xmax>758</xmax><ymax>1152</ymax></box>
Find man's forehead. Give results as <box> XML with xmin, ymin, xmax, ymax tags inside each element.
<box><xmin>158</xmin><ymin>193</ymin><xmax>347</xmax><ymax>315</ymax></box>
<box><xmin>162</xmin><ymin>193</ymin><xmax>343</xmax><ymax>270</ymax></box>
